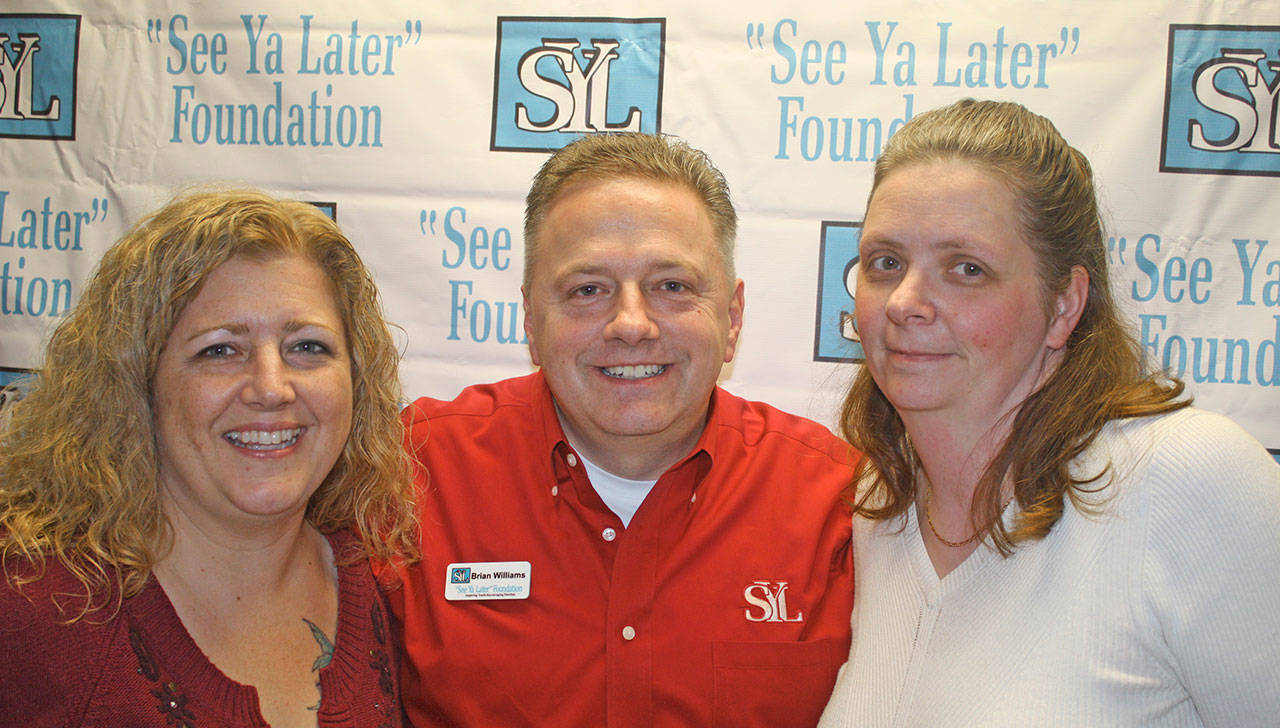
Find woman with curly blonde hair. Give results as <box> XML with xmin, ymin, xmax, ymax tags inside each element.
<box><xmin>1</xmin><ymin>188</ymin><xmax>417</xmax><ymax>727</ymax></box>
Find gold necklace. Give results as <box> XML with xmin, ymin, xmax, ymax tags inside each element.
<box><xmin>922</xmin><ymin>477</ymin><xmax>983</xmax><ymax>548</ymax></box>
<box><xmin>921</xmin><ymin>470</ymin><xmax>1018</xmax><ymax>545</ymax></box>
<box><xmin>907</xmin><ymin>431</ymin><xmax>990</xmax><ymax>548</ymax></box>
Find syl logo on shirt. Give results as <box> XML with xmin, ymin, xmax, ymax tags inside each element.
<box><xmin>743</xmin><ymin>580</ymin><xmax>804</xmax><ymax>623</ymax></box>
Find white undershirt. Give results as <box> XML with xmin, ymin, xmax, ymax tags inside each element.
<box><xmin>575</xmin><ymin>449</ymin><xmax>658</xmax><ymax>527</ymax></box>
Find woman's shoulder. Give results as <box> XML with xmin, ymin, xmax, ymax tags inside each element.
<box><xmin>1100</xmin><ymin>407</ymin><xmax>1275</xmax><ymax>489</ymax></box>
<box><xmin>1108</xmin><ymin>405</ymin><xmax>1248</xmax><ymax>442</ymax></box>
<box><xmin>1098</xmin><ymin>407</ymin><xmax>1279</xmax><ymax>546</ymax></box>
<box><xmin>0</xmin><ymin>555</ymin><xmax>126</xmax><ymax>726</ymax></box>
<box><xmin>1105</xmin><ymin>414</ymin><xmax>1280</xmax><ymax>722</ymax></box>
<box><xmin>0</xmin><ymin>552</ymin><xmax>108</xmax><ymax>623</ymax></box>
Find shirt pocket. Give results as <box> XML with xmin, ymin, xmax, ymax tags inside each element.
<box><xmin>711</xmin><ymin>636</ymin><xmax>847</xmax><ymax>728</ymax></box>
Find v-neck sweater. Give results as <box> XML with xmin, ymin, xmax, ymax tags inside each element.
<box><xmin>1</xmin><ymin>530</ymin><xmax>402</xmax><ymax>727</ymax></box>
<box><xmin>819</xmin><ymin>408</ymin><xmax>1280</xmax><ymax>727</ymax></box>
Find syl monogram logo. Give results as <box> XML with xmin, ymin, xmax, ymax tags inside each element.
<box><xmin>514</xmin><ymin>39</ymin><xmax>640</xmax><ymax>135</ymax></box>
<box><xmin>1186</xmin><ymin>49</ymin><xmax>1280</xmax><ymax>154</ymax></box>
<box><xmin>743</xmin><ymin>581</ymin><xmax>804</xmax><ymax>623</ymax></box>
<box><xmin>1162</xmin><ymin>25</ymin><xmax>1280</xmax><ymax>176</ymax></box>
<box><xmin>0</xmin><ymin>33</ymin><xmax>59</xmax><ymax>121</ymax></box>
<box><xmin>491</xmin><ymin>17</ymin><xmax>664</xmax><ymax>152</ymax></box>
<box><xmin>0</xmin><ymin>14</ymin><xmax>78</xmax><ymax>140</ymax></box>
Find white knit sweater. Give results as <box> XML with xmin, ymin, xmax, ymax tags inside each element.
<box><xmin>819</xmin><ymin>408</ymin><xmax>1280</xmax><ymax>727</ymax></box>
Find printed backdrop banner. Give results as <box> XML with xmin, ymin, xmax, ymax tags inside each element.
<box><xmin>2</xmin><ymin>1</ymin><xmax>1278</xmax><ymax>461</ymax></box>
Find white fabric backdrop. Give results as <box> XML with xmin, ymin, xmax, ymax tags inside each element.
<box><xmin>2</xmin><ymin>1</ymin><xmax>1276</xmax><ymax>459</ymax></box>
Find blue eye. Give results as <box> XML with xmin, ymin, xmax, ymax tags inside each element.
<box><xmin>867</xmin><ymin>255</ymin><xmax>901</xmax><ymax>271</ymax></box>
<box><xmin>573</xmin><ymin>284</ymin><xmax>601</xmax><ymax>297</ymax></box>
<box><xmin>198</xmin><ymin>343</ymin><xmax>235</xmax><ymax>358</ymax></box>
<box><xmin>292</xmin><ymin>340</ymin><xmax>331</xmax><ymax>355</ymax></box>
<box><xmin>660</xmin><ymin>280</ymin><xmax>687</xmax><ymax>292</ymax></box>
<box><xmin>954</xmin><ymin>261</ymin><xmax>984</xmax><ymax>277</ymax></box>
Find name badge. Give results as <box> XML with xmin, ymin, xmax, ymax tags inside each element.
<box><xmin>445</xmin><ymin>561</ymin><xmax>532</xmax><ymax>601</ymax></box>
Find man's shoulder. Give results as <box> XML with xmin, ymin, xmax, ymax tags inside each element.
<box><xmin>400</xmin><ymin>373</ymin><xmax>553</xmax><ymax>465</ymax></box>
<box><xmin>402</xmin><ymin>373</ymin><xmax>542</xmax><ymax>426</ymax></box>
<box><xmin>712</xmin><ymin>387</ymin><xmax>854</xmax><ymax>465</ymax></box>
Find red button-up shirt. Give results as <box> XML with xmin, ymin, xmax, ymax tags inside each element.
<box><xmin>389</xmin><ymin>373</ymin><xmax>856</xmax><ymax>727</ymax></box>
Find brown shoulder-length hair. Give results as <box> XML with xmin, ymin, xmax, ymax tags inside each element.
<box><xmin>0</xmin><ymin>188</ymin><xmax>417</xmax><ymax>616</ymax></box>
<box><xmin>840</xmin><ymin>99</ymin><xmax>1188</xmax><ymax>554</ymax></box>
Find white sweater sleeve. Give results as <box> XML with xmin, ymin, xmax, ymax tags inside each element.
<box><xmin>1140</xmin><ymin>410</ymin><xmax>1280</xmax><ymax>726</ymax></box>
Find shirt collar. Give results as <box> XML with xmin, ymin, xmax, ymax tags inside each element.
<box><xmin>531</xmin><ymin>371</ymin><xmax>720</xmax><ymax>487</ymax></box>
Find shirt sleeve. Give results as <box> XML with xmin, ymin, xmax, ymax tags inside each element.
<box><xmin>1141</xmin><ymin>410</ymin><xmax>1280</xmax><ymax>726</ymax></box>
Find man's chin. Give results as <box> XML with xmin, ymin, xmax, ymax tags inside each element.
<box><xmin>595</xmin><ymin>415</ymin><xmax>678</xmax><ymax>438</ymax></box>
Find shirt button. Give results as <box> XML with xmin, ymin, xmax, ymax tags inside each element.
<box><xmin>601</xmin><ymin>527</ymin><xmax>617</xmax><ymax>542</ymax></box>
<box><xmin>622</xmin><ymin>626</ymin><xmax>636</xmax><ymax>641</ymax></box>
<box><xmin>566</xmin><ymin>453</ymin><xmax>579</xmax><ymax>467</ymax></box>
<box><xmin>551</xmin><ymin>486</ymin><xmax>558</xmax><ymax>497</ymax></box>
<box><xmin>690</xmin><ymin>492</ymin><xmax>697</xmax><ymax>504</ymax></box>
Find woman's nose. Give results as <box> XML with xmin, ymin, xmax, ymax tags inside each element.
<box><xmin>884</xmin><ymin>270</ymin><xmax>936</xmax><ymax>325</ymax></box>
<box><xmin>240</xmin><ymin>349</ymin><xmax>296</xmax><ymax>408</ymax></box>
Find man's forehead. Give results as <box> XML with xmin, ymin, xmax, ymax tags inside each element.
<box><xmin>541</xmin><ymin>176</ymin><xmax>712</xmax><ymax>239</ymax></box>
<box><xmin>549</xmin><ymin>172</ymin><xmax>701</xmax><ymax>209</ymax></box>
<box><xmin>527</xmin><ymin>173</ymin><xmax>730</xmax><ymax>285</ymax></box>
<box><xmin>551</xmin><ymin>249</ymin><xmax>708</xmax><ymax>279</ymax></box>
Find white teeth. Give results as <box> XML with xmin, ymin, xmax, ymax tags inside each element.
<box><xmin>602</xmin><ymin>364</ymin><xmax>666</xmax><ymax>379</ymax></box>
<box><xmin>225</xmin><ymin>428</ymin><xmax>302</xmax><ymax>450</ymax></box>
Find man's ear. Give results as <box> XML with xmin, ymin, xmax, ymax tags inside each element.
<box><xmin>724</xmin><ymin>279</ymin><xmax>745</xmax><ymax>363</ymax></box>
<box><xmin>522</xmin><ymin>286</ymin><xmax>540</xmax><ymax>367</ymax></box>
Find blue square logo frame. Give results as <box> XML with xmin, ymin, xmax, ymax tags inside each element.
<box><xmin>309</xmin><ymin>201</ymin><xmax>337</xmax><ymax>221</ymax></box>
<box><xmin>491</xmin><ymin>16</ymin><xmax>664</xmax><ymax>153</ymax></box>
<box><xmin>814</xmin><ymin>221</ymin><xmax>864</xmax><ymax>363</ymax></box>
<box><xmin>0</xmin><ymin>14</ymin><xmax>80</xmax><ymax>140</ymax></box>
<box><xmin>1161</xmin><ymin>24</ymin><xmax>1280</xmax><ymax>176</ymax></box>
<box><xmin>0</xmin><ymin>367</ymin><xmax>33</xmax><ymax>390</ymax></box>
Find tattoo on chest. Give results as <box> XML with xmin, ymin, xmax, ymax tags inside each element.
<box><xmin>303</xmin><ymin>618</ymin><xmax>335</xmax><ymax>711</ymax></box>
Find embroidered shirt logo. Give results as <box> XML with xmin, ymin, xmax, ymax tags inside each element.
<box><xmin>743</xmin><ymin>580</ymin><xmax>804</xmax><ymax>623</ymax></box>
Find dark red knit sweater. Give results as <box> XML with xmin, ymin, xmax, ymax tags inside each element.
<box><xmin>0</xmin><ymin>530</ymin><xmax>402</xmax><ymax>727</ymax></box>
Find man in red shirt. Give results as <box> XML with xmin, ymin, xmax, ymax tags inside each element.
<box><xmin>390</xmin><ymin>133</ymin><xmax>856</xmax><ymax>727</ymax></box>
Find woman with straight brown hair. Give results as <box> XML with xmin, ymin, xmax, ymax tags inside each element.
<box><xmin>819</xmin><ymin>99</ymin><xmax>1280</xmax><ymax>727</ymax></box>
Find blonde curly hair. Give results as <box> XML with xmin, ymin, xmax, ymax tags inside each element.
<box><xmin>0</xmin><ymin>188</ymin><xmax>417</xmax><ymax>616</ymax></box>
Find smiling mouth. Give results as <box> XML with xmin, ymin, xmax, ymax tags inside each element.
<box><xmin>600</xmin><ymin>364</ymin><xmax>667</xmax><ymax>380</ymax></box>
<box><xmin>224</xmin><ymin>427</ymin><xmax>302</xmax><ymax>451</ymax></box>
<box><xmin>888</xmin><ymin>349</ymin><xmax>949</xmax><ymax>362</ymax></box>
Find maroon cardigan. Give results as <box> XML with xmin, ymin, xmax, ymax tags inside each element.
<box><xmin>0</xmin><ymin>530</ymin><xmax>402</xmax><ymax>727</ymax></box>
